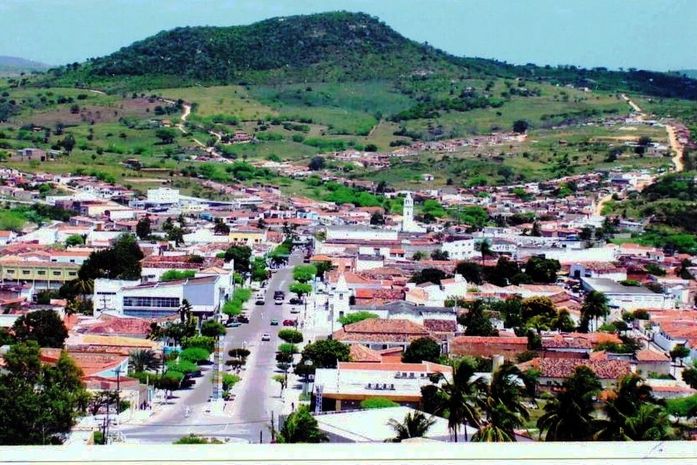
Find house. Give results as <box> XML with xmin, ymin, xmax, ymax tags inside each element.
<box><xmin>343</xmin><ymin>301</ymin><xmax>457</xmax><ymax>329</ymax></box>
<box><xmin>569</xmin><ymin>262</ymin><xmax>628</xmax><ymax>282</ymax></box>
<box><xmin>325</xmin><ymin>226</ymin><xmax>398</xmax><ymax>242</ymax></box>
<box><xmin>633</xmin><ymin>349</ymin><xmax>671</xmax><ymax>377</ymax></box>
<box><xmin>518</xmin><ymin>357</ymin><xmax>632</xmax><ymax>391</ymax></box>
<box><xmin>449</xmin><ymin>335</ymin><xmax>528</xmax><ymax>360</ymax></box>
<box><xmin>0</xmin><ymin>231</ymin><xmax>17</xmax><ymax>246</ymax></box>
<box><xmin>332</xmin><ymin>318</ymin><xmax>435</xmax><ymax>351</ymax></box>
<box><xmin>0</xmin><ymin>257</ymin><xmax>80</xmax><ymax>289</ymax></box>
<box><xmin>313</xmin><ymin>360</ymin><xmax>452</xmax><ymax>411</ymax></box>
<box><xmin>16</xmin><ymin>148</ymin><xmax>47</xmax><ymax>161</ymax></box>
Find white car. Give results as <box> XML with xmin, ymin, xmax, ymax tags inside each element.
<box><xmin>261</xmin><ymin>333</ymin><xmax>271</xmax><ymax>341</ymax></box>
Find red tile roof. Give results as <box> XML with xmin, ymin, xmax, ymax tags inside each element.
<box><xmin>519</xmin><ymin>357</ymin><xmax>631</xmax><ymax>380</ymax></box>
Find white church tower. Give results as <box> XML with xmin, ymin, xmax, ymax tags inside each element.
<box><xmin>401</xmin><ymin>192</ymin><xmax>425</xmax><ymax>233</ymax></box>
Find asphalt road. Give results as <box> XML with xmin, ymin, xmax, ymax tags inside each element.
<box><xmin>120</xmin><ymin>251</ymin><xmax>302</xmax><ymax>444</ymax></box>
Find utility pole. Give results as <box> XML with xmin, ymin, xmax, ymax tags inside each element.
<box><xmin>270</xmin><ymin>411</ymin><xmax>275</xmax><ymax>442</ymax></box>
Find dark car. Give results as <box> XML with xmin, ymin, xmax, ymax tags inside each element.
<box><xmin>255</xmin><ymin>299</ymin><xmax>265</xmax><ymax>306</ymax></box>
<box><xmin>270</xmin><ymin>319</ymin><xmax>279</xmax><ymax>326</ymax></box>
<box><xmin>289</xmin><ymin>297</ymin><xmax>302</xmax><ymax>305</ymax></box>
<box><xmin>237</xmin><ymin>315</ymin><xmax>249</xmax><ymax>324</ymax></box>
<box><xmin>282</xmin><ymin>319</ymin><xmax>297</xmax><ymax>327</ymax></box>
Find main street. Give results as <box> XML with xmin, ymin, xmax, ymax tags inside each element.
<box><xmin>120</xmin><ymin>250</ymin><xmax>303</xmax><ymax>443</ymax></box>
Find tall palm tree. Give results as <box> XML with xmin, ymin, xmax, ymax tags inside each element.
<box><xmin>594</xmin><ymin>374</ymin><xmax>668</xmax><ymax>441</ymax></box>
<box><xmin>474</xmin><ymin>363</ymin><xmax>529</xmax><ymax>442</ymax></box>
<box><xmin>431</xmin><ymin>359</ymin><xmax>486</xmax><ymax>442</ymax></box>
<box><xmin>475</xmin><ymin>240</ymin><xmax>494</xmax><ymax>265</ymax></box>
<box><xmin>537</xmin><ymin>366</ymin><xmax>601</xmax><ymax>441</ymax></box>
<box><xmin>387</xmin><ymin>411</ymin><xmax>436</xmax><ymax>442</ymax></box>
<box><xmin>129</xmin><ymin>349</ymin><xmax>160</xmax><ymax>373</ymax></box>
<box><xmin>580</xmin><ymin>291</ymin><xmax>609</xmax><ymax>332</ymax></box>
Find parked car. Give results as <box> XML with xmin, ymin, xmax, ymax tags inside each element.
<box><xmin>270</xmin><ymin>319</ymin><xmax>279</xmax><ymax>326</ymax></box>
<box><xmin>261</xmin><ymin>333</ymin><xmax>271</xmax><ymax>341</ymax></box>
<box><xmin>282</xmin><ymin>319</ymin><xmax>297</xmax><ymax>327</ymax></box>
<box><xmin>289</xmin><ymin>297</ymin><xmax>302</xmax><ymax>305</ymax></box>
<box><xmin>226</xmin><ymin>321</ymin><xmax>241</xmax><ymax>328</ymax></box>
<box><xmin>255</xmin><ymin>299</ymin><xmax>265</xmax><ymax>306</ymax></box>
<box><xmin>290</xmin><ymin>307</ymin><xmax>300</xmax><ymax>314</ymax></box>
<box><xmin>237</xmin><ymin>315</ymin><xmax>249</xmax><ymax>324</ymax></box>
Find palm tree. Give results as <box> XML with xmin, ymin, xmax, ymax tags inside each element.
<box><xmin>129</xmin><ymin>349</ymin><xmax>160</xmax><ymax>373</ymax></box>
<box><xmin>594</xmin><ymin>374</ymin><xmax>668</xmax><ymax>441</ymax></box>
<box><xmin>537</xmin><ymin>366</ymin><xmax>601</xmax><ymax>441</ymax></box>
<box><xmin>475</xmin><ymin>240</ymin><xmax>494</xmax><ymax>265</ymax></box>
<box><xmin>275</xmin><ymin>406</ymin><xmax>328</xmax><ymax>443</ymax></box>
<box><xmin>474</xmin><ymin>363</ymin><xmax>529</xmax><ymax>442</ymax></box>
<box><xmin>387</xmin><ymin>411</ymin><xmax>436</xmax><ymax>442</ymax></box>
<box><xmin>580</xmin><ymin>291</ymin><xmax>609</xmax><ymax>332</ymax></box>
<box><xmin>431</xmin><ymin>359</ymin><xmax>486</xmax><ymax>441</ymax></box>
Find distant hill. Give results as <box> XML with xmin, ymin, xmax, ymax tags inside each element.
<box><xmin>46</xmin><ymin>12</ymin><xmax>697</xmax><ymax>99</ymax></box>
<box><xmin>677</xmin><ymin>69</ymin><xmax>697</xmax><ymax>79</ymax></box>
<box><xmin>0</xmin><ymin>56</ymin><xmax>50</xmax><ymax>75</ymax></box>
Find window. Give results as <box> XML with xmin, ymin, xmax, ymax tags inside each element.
<box><xmin>68</xmin><ymin>271</ymin><xmax>77</xmax><ymax>277</ymax></box>
<box><xmin>123</xmin><ymin>296</ymin><xmax>180</xmax><ymax>308</ymax></box>
<box><xmin>6</xmin><ymin>270</ymin><xmax>14</xmax><ymax>274</ymax></box>
<box><xmin>22</xmin><ymin>270</ymin><xmax>31</xmax><ymax>275</ymax></box>
<box><xmin>53</xmin><ymin>271</ymin><xmax>61</xmax><ymax>277</ymax></box>
<box><xmin>37</xmin><ymin>270</ymin><xmax>46</xmax><ymax>276</ymax></box>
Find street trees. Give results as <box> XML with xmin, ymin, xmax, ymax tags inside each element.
<box><xmin>251</xmin><ymin>257</ymin><xmax>268</xmax><ymax>282</ymax></box>
<box><xmin>459</xmin><ymin>300</ymin><xmax>498</xmax><ymax>337</ymax></box>
<box><xmin>289</xmin><ymin>282</ymin><xmax>312</xmax><ymax>299</ymax></box>
<box><xmin>0</xmin><ymin>342</ymin><xmax>88</xmax><ymax>445</ymax></box>
<box><xmin>402</xmin><ymin>337</ymin><xmax>441</xmax><ymax>363</ymax></box>
<box><xmin>524</xmin><ymin>256</ymin><xmax>561</xmax><ymax>283</ymax></box>
<box><xmin>200</xmin><ymin>320</ymin><xmax>226</xmax><ymax>338</ymax></box>
<box><xmin>278</xmin><ymin>329</ymin><xmax>303</xmax><ymax>344</ymax></box>
<box><xmin>12</xmin><ymin>309</ymin><xmax>68</xmax><ymax>348</ymax></box>
<box><xmin>293</xmin><ymin>264</ymin><xmax>317</xmax><ymax>283</ymax></box>
<box><xmin>297</xmin><ymin>339</ymin><xmax>349</xmax><ymax>372</ymax></box>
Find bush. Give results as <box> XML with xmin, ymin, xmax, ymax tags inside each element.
<box><xmin>278</xmin><ymin>329</ymin><xmax>303</xmax><ymax>344</ymax></box>
<box><xmin>179</xmin><ymin>347</ymin><xmax>210</xmax><ymax>364</ymax></box>
<box><xmin>182</xmin><ymin>335</ymin><xmax>215</xmax><ymax>353</ymax></box>
<box><xmin>665</xmin><ymin>394</ymin><xmax>697</xmax><ymax>417</ymax></box>
<box><xmin>278</xmin><ymin>343</ymin><xmax>298</xmax><ymax>354</ymax></box>
<box><xmin>223</xmin><ymin>288</ymin><xmax>253</xmax><ymax>317</ymax></box>
<box><xmin>222</xmin><ymin>373</ymin><xmax>241</xmax><ymax>391</ymax></box>
<box><xmin>166</xmin><ymin>360</ymin><xmax>200</xmax><ymax>375</ymax></box>
<box><xmin>160</xmin><ymin>269</ymin><xmax>196</xmax><ymax>281</ymax></box>
<box><xmin>360</xmin><ymin>397</ymin><xmax>399</xmax><ymax>409</ymax></box>
<box><xmin>338</xmin><ymin>311</ymin><xmax>378</xmax><ymax>326</ymax></box>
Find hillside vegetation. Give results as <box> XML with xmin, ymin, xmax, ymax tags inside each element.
<box><xmin>43</xmin><ymin>12</ymin><xmax>697</xmax><ymax>101</ymax></box>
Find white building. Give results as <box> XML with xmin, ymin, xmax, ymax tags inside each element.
<box><xmin>147</xmin><ymin>187</ymin><xmax>180</xmax><ymax>205</ymax></box>
<box><xmin>325</xmin><ymin>226</ymin><xmax>398</xmax><ymax>242</ymax></box>
<box><xmin>581</xmin><ymin>277</ymin><xmax>676</xmax><ymax>312</ymax></box>
<box><xmin>442</xmin><ymin>238</ymin><xmax>477</xmax><ymax>260</ymax></box>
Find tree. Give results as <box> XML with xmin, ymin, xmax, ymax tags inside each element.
<box><xmin>593</xmin><ymin>374</ymin><xmax>668</xmax><ymax>441</ymax></box>
<box><xmin>474</xmin><ymin>362</ymin><xmax>529</xmax><ymax>442</ymax></box>
<box><xmin>213</xmin><ymin>218</ymin><xmax>230</xmax><ymax>235</ymax></box>
<box><xmin>524</xmin><ymin>256</ymin><xmax>561</xmax><ymax>283</ymax></box>
<box><xmin>289</xmin><ymin>282</ymin><xmax>312</xmax><ymax>299</ymax></box>
<box><xmin>78</xmin><ymin>234</ymin><xmax>143</xmax><ymax>281</ymax></box>
<box><xmin>360</xmin><ymin>397</ymin><xmax>399</xmax><ymax>409</ymax></box>
<box><xmin>455</xmin><ymin>261</ymin><xmax>483</xmax><ymax>285</ymax></box>
<box><xmin>272</xmin><ymin>374</ymin><xmax>287</xmax><ymax>394</ymax></box>
<box><xmin>403</xmin><ymin>337</ymin><xmax>441</xmax><ymax>363</ymax></box>
<box><xmin>224</xmin><ymin>245</ymin><xmax>252</xmax><ymax>272</ymax></box>
<box><xmin>65</xmin><ymin>234</ymin><xmax>84</xmax><ymax>247</ymax></box>
<box><xmin>370</xmin><ymin>211</ymin><xmax>385</xmax><ymax>225</ymax></box>
<box><xmin>521</xmin><ymin>296</ymin><xmax>557</xmax><ymax>322</ymax></box>
<box><xmin>412</xmin><ymin>251</ymin><xmax>426</xmax><ymax>261</ymax></box>
<box><xmin>167</xmin><ymin>226</ymin><xmax>184</xmax><ymax>246</ymax></box>
<box><xmin>293</xmin><ymin>264</ymin><xmax>317</xmax><ymax>283</ymax></box>
<box><xmin>135</xmin><ymin>217</ymin><xmax>152</xmax><ymax>239</ymax></box>
<box><xmin>670</xmin><ymin>345</ymin><xmax>690</xmax><ymax>367</ymax></box>
<box><xmin>200</xmin><ymin>320</ymin><xmax>226</xmax><ymax>338</ymax></box>
<box><xmin>387</xmin><ymin>411</ymin><xmax>436</xmax><ymax>442</ymax></box>
<box><xmin>276</xmin><ymin>406</ymin><xmax>328</xmax><ymax>443</ymax></box>
<box><xmin>338</xmin><ymin>311</ymin><xmax>378</xmax><ymax>327</ymax></box>
<box><xmin>180</xmin><ymin>347</ymin><xmax>210</xmax><ymax>364</ymax></box>
<box><xmin>410</xmin><ymin>268</ymin><xmax>448</xmax><ymax>285</ymax></box>
<box><xmin>475</xmin><ymin>240</ymin><xmax>494</xmax><ymax>264</ymax></box>
<box><xmin>299</xmin><ymin>339</ymin><xmax>349</xmax><ymax>370</ymax></box>
<box><xmin>459</xmin><ymin>300</ymin><xmax>498</xmax><ymax>336</ymax></box>
<box><xmin>682</xmin><ymin>363</ymin><xmax>697</xmax><ymax>389</ymax></box>
<box><xmin>433</xmin><ymin>359</ymin><xmax>486</xmax><ymax>442</ymax></box>
<box><xmin>537</xmin><ymin>366</ymin><xmax>601</xmax><ymax>441</ymax></box>
<box><xmin>579</xmin><ymin>291</ymin><xmax>610</xmax><ymax>332</ymax></box>
<box><xmin>0</xmin><ymin>342</ymin><xmax>88</xmax><ymax>445</ymax></box>
<box><xmin>155</xmin><ymin>128</ymin><xmax>177</xmax><ymax>144</ymax></box>
<box><xmin>128</xmin><ymin>349</ymin><xmax>160</xmax><ymax>373</ymax></box>
<box><xmin>308</xmin><ymin>156</ymin><xmax>325</xmax><ymax>171</ymax></box>
<box><xmin>278</xmin><ymin>329</ymin><xmax>304</xmax><ymax>344</ymax></box>
<box><xmin>430</xmin><ymin>249</ymin><xmax>449</xmax><ymax>261</ymax></box>
<box><xmin>512</xmin><ymin>120</ymin><xmax>529</xmax><ymax>134</ymax></box>
<box><xmin>60</xmin><ymin>134</ymin><xmax>76</xmax><ymax>153</ymax></box>
<box><xmin>12</xmin><ymin>310</ymin><xmax>68</xmax><ymax>348</ymax></box>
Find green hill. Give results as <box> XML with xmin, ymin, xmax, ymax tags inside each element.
<box><xmin>0</xmin><ymin>56</ymin><xmax>49</xmax><ymax>75</ymax></box>
<box><xmin>46</xmin><ymin>12</ymin><xmax>697</xmax><ymax>100</ymax></box>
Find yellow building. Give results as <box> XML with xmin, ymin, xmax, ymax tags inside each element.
<box><xmin>0</xmin><ymin>259</ymin><xmax>80</xmax><ymax>285</ymax></box>
<box><xmin>228</xmin><ymin>229</ymin><xmax>267</xmax><ymax>245</ymax></box>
